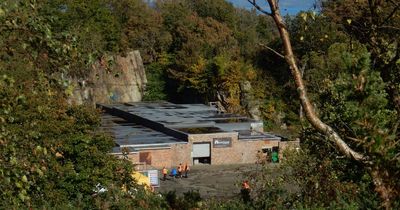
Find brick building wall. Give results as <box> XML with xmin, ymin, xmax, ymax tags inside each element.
<box><xmin>170</xmin><ymin>143</ymin><xmax>191</xmax><ymax>168</ymax></box>
<box><xmin>123</xmin><ymin>148</ymin><xmax>175</xmax><ymax>169</ymax></box>
<box><xmin>118</xmin><ymin>135</ymin><xmax>280</xmax><ymax>169</ymax></box>
<box><xmin>126</xmin><ymin>153</ymin><xmax>139</xmax><ymax>163</ymax></box>
<box><xmin>188</xmin><ymin>133</ymin><xmax>279</xmax><ymax>165</ymax></box>
<box><xmin>236</xmin><ymin>140</ymin><xmax>279</xmax><ymax>163</ymax></box>
<box><xmin>189</xmin><ymin>132</ymin><xmax>239</xmax><ymax>165</ymax></box>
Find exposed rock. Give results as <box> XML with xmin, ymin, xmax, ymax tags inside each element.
<box><xmin>280</xmin><ymin>122</ymin><xmax>288</xmax><ymax>130</ymax></box>
<box><xmin>69</xmin><ymin>50</ymin><xmax>147</xmax><ymax>105</ymax></box>
<box><xmin>273</xmin><ymin>111</ymin><xmax>286</xmax><ymax>130</ymax></box>
<box><xmin>240</xmin><ymin>81</ymin><xmax>261</xmax><ymax>120</ymax></box>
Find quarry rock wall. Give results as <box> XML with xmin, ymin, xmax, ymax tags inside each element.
<box><xmin>70</xmin><ymin>50</ymin><xmax>147</xmax><ymax>105</ymax></box>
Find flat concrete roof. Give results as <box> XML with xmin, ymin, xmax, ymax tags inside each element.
<box><xmin>101</xmin><ymin>102</ymin><xmax>260</xmax><ymax>132</ymax></box>
<box><xmin>237</xmin><ymin>130</ymin><xmax>281</xmax><ymax>141</ymax></box>
<box><xmin>102</xmin><ymin>114</ymin><xmax>185</xmax><ymax>149</ymax></box>
<box><xmin>100</xmin><ymin>102</ymin><xmax>281</xmax><ymax>152</ymax></box>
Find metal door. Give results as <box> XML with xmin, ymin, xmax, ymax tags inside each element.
<box><xmin>192</xmin><ymin>143</ymin><xmax>210</xmax><ymax>158</ymax></box>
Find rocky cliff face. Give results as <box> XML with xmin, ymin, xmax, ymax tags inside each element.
<box><xmin>70</xmin><ymin>50</ymin><xmax>147</xmax><ymax>105</ymax></box>
<box><xmin>240</xmin><ymin>81</ymin><xmax>261</xmax><ymax>120</ymax></box>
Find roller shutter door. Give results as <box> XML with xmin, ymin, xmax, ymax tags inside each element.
<box><xmin>192</xmin><ymin>143</ymin><xmax>210</xmax><ymax>158</ymax></box>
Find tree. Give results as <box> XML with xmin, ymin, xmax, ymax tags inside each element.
<box><xmin>0</xmin><ymin>0</ymin><xmax>86</xmax><ymax>78</ymax></box>
<box><xmin>0</xmin><ymin>74</ymin><xmax>158</xmax><ymax>208</ymax></box>
<box><xmin>188</xmin><ymin>0</ymin><xmax>238</xmax><ymax>27</ymax></box>
<box><xmin>286</xmin><ymin>11</ymin><xmax>348</xmax><ymax>56</ymax></box>
<box><xmin>248</xmin><ymin>0</ymin><xmax>399</xmax><ymax>208</ymax></box>
<box><xmin>322</xmin><ymin>0</ymin><xmax>400</xmax><ymax>115</ymax></box>
<box><xmin>0</xmin><ymin>1</ymin><xmax>167</xmax><ymax>208</ymax></box>
<box><xmin>112</xmin><ymin>0</ymin><xmax>171</xmax><ymax>63</ymax></box>
<box><xmin>158</xmin><ymin>0</ymin><xmax>241</xmax><ymax>104</ymax></box>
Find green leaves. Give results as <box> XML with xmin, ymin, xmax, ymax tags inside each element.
<box><xmin>306</xmin><ymin>41</ymin><xmax>399</xmax><ymax>168</ymax></box>
<box><xmin>0</xmin><ymin>74</ymin><xmax>142</xmax><ymax>208</ymax></box>
<box><xmin>21</xmin><ymin>175</ymin><xmax>28</xmax><ymax>183</ymax></box>
<box><xmin>0</xmin><ymin>8</ymin><xmax>5</xmax><ymax>17</ymax></box>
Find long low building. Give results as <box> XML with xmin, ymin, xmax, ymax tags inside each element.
<box><xmin>99</xmin><ymin>102</ymin><xmax>282</xmax><ymax>168</ymax></box>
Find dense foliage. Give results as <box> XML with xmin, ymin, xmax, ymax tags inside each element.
<box><xmin>0</xmin><ymin>0</ymin><xmax>165</xmax><ymax>208</ymax></box>
<box><xmin>0</xmin><ymin>75</ymin><xmax>166</xmax><ymax>208</ymax></box>
<box><xmin>238</xmin><ymin>1</ymin><xmax>399</xmax><ymax>209</ymax></box>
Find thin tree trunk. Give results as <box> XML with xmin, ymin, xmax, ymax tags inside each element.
<box><xmin>248</xmin><ymin>0</ymin><xmax>395</xmax><ymax>208</ymax></box>
<box><xmin>265</xmin><ymin>0</ymin><xmax>365</xmax><ymax>161</ymax></box>
<box><xmin>299</xmin><ymin>62</ymin><xmax>305</xmax><ymax>125</ymax></box>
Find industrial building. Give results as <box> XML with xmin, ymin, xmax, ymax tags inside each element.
<box><xmin>99</xmin><ymin>102</ymin><xmax>283</xmax><ymax>168</ymax></box>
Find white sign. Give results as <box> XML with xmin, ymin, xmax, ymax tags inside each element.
<box><xmin>213</xmin><ymin>138</ymin><xmax>232</xmax><ymax>148</ymax></box>
<box><xmin>147</xmin><ymin>170</ymin><xmax>159</xmax><ymax>187</ymax></box>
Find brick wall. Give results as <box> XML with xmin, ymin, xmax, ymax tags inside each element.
<box><xmin>121</xmin><ymin>144</ymin><xmax>193</xmax><ymax>169</ymax></box>
<box><xmin>170</xmin><ymin>143</ymin><xmax>191</xmax><ymax>168</ymax></box>
<box><xmin>189</xmin><ymin>132</ymin><xmax>239</xmax><ymax>165</ymax></box>
<box><xmin>124</xmin><ymin>149</ymin><xmax>175</xmax><ymax>169</ymax></box>
<box><xmin>189</xmin><ymin>133</ymin><xmax>279</xmax><ymax>165</ymax></box>
<box><xmin>236</xmin><ymin>139</ymin><xmax>279</xmax><ymax>163</ymax></box>
<box><xmin>120</xmin><ymin>135</ymin><xmax>281</xmax><ymax>168</ymax></box>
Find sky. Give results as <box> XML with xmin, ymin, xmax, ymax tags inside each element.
<box><xmin>226</xmin><ymin>0</ymin><xmax>317</xmax><ymax>15</ymax></box>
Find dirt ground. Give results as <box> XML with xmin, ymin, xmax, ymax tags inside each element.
<box><xmin>155</xmin><ymin>164</ymin><xmax>263</xmax><ymax>199</ymax></box>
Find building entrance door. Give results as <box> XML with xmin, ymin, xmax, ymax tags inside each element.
<box><xmin>192</xmin><ymin>142</ymin><xmax>211</xmax><ymax>165</ymax></box>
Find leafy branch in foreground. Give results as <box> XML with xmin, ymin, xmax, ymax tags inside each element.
<box><xmin>249</xmin><ymin>0</ymin><xmax>399</xmax><ymax>208</ymax></box>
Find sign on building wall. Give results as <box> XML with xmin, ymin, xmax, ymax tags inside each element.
<box><xmin>213</xmin><ymin>137</ymin><xmax>232</xmax><ymax>148</ymax></box>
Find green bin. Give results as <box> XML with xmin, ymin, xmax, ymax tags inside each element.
<box><xmin>271</xmin><ymin>151</ymin><xmax>279</xmax><ymax>163</ymax></box>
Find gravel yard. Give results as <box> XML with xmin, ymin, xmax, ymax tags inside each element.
<box><xmin>156</xmin><ymin>164</ymin><xmax>263</xmax><ymax>199</ymax></box>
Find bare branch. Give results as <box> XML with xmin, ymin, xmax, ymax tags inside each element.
<box><xmin>388</xmin><ymin>0</ymin><xmax>400</xmax><ymax>8</ymax></box>
<box><xmin>392</xmin><ymin>119</ymin><xmax>400</xmax><ymax>136</ymax></box>
<box><xmin>247</xmin><ymin>0</ymin><xmax>272</xmax><ymax>16</ymax></box>
<box><xmin>377</xmin><ymin>25</ymin><xmax>400</xmax><ymax>31</ymax></box>
<box><xmin>382</xmin><ymin>3</ymin><xmax>400</xmax><ymax>26</ymax></box>
<box><xmin>346</xmin><ymin>136</ymin><xmax>363</xmax><ymax>143</ymax></box>
<box><xmin>258</xmin><ymin>43</ymin><xmax>284</xmax><ymax>58</ymax></box>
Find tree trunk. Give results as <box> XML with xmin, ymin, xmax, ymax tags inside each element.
<box><xmin>265</xmin><ymin>0</ymin><xmax>365</xmax><ymax>161</ymax></box>
<box><xmin>251</xmin><ymin>0</ymin><xmax>397</xmax><ymax>207</ymax></box>
<box><xmin>299</xmin><ymin>62</ymin><xmax>305</xmax><ymax>125</ymax></box>
<box><xmin>249</xmin><ymin>1</ymin><xmax>397</xmax><ymax>206</ymax></box>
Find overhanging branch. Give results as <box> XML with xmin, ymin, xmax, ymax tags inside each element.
<box><xmin>247</xmin><ymin>0</ymin><xmax>272</xmax><ymax>16</ymax></box>
<box><xmin>252</xmin><ymin>0</ymin><xmax>369</xmax><ymax>163</ymax></box>
<box><xmin>258</xmin><ymin>43</ymin><xmax>284</xmax><ymax>58</ymax></box>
